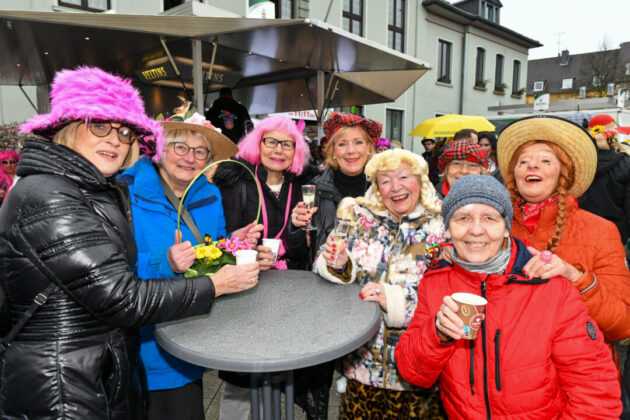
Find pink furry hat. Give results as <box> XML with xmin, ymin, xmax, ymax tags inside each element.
<box><xmin>237</xmin><ymin>115</ymin><xmax>310</xmax><ymax>175</ymax></box>
<box><xmin>20</xmin><ymin>66</ymin><xmax>164</xmax><ymax>160</ymax></box>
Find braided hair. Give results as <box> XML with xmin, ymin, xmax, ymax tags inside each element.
<box><xmin>504</xmin><ymin>141</ymin><xmax>575</xmax><ymax>252</ymax></box>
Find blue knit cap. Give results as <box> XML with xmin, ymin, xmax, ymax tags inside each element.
<box><xmin>442</xmin><ymin>175</ymin><xmax>513</xmax><ymax>231</ymax></box>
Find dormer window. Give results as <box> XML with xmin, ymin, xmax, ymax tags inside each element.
<box><xmin>480</xmin><ymin>1</ymin><xmax>499</xmax><ymax>23</ymax></box>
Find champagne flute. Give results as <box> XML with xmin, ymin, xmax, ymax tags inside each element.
<box><xmin>301</xmin><ymin>184</ymin><xmax>318</xmax><ymax>231</ymax></box>
<box><xmin>330</xmin><ymin>218</ymin><xmax>352</xmax><ymax>269</ymax></box>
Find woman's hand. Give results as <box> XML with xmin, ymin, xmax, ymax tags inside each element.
<box><xmin>0</xmin><ymin>189</ymin><xmax>5</xmax><ymax>200</ymax></box>
<box><xmin>211</xmin><ymin>262</ymin><xmax>260</xmax><ymax>297</ymax></box>
<box><xmin>291</xmin><ymin>202</ymin><xmax>318</xmax><ymax>228</ymax></box>
<box><xmin>231</xmin><ymin>223</ymin><xmax>264</xmax><ymax>248</ymax></box>
<box><xmin>435</xmin><ymin>296</ymin><xmax>464</xmax><ymax>340</ymax></box>
<box><xmin>256</xmin><ymin>245</ymin><xmax>274</xmax><ymax>271</ymax></box>
<box><xmin>167</xmin><ymin>230</ymin><xmax>196</xmax><ymax>273</ymax></box>
<box><xmin>322</xmin><ymin>233</ymin><xmax>348</xmax><ymax>268</ymax></box>
<box><xmin>524</xmin><ymin>246</ymin><xmax>583</xmax><ymax>282</ymax></box>
<box><xmin>359</xmin><ymin>282</ymin><xmax>387</xmax><ymax>311</ymax></box>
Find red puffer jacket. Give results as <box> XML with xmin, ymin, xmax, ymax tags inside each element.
<box><xmin>396</xmin><ymin>238</ymin><xmax>621</xmax><ymax>419</ymax></box>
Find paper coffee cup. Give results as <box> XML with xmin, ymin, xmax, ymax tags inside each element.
<box><xmin>452</xmin><ymin>293</ymin><xmax>488</xmax><ymax>340</ymax></box>
<box><xmin>262</xmin><ymin>238</ymin><xmax>281</xmax><ymax>264</ymax></box>
<box><xmin>235</xmin><ymin>249</ymin><xmax>258</xmax><ymax>265</ymax></box>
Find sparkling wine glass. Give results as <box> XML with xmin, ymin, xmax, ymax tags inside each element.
<box><xmin>330</xmin><ymin>218</ymin><xmax>352</xmax><ymax>269</ymax></box>
<box><xmin>301</xmin><ymin>184</ymin><xmax>318</xmax><ymax>231</ymax></box>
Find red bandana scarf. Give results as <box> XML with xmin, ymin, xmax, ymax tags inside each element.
<box><xmin>517</xmin><ymin>195</ymin><xmax>559</xmax><ymax>233</ymax></box>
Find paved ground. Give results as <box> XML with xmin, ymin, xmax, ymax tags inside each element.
<box><xmin>203</xmin><ymin>370</ymin><xmax>342</xmax><ymax>420</ymax></box>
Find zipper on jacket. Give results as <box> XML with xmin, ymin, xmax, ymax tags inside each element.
<box><xmin>481</xmin><ymin>278</ymin><xmax>492</xmax><ymax>420</ymax></box>
<box><xmin>110</xmin><ymin>182</ymin><xmax>134</xmax><ymax>232</ymax></box>
<box><xmin>469</xmin><ymin>340</ymin><xmax>475</xmax><ymax>395</ymax></box>
<box><xmin>494</xmin><ymin>329</ymin><xmax>502</xmax><ymax>391</ymax></box>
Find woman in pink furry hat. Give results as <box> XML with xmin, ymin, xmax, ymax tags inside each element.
<box><xmin>0</xmin><ymin>66</ymin><xmax>259</xmax><ymax>420</ymax></box>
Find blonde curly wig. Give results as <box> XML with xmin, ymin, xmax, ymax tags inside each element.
<box><xmin>346</xmin><ymin>148</ymin><xmax>441</xmax><ymax>215</ymax></box>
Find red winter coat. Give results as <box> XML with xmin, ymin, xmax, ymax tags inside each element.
<box><xmin>396</xmin><ymin>238</ymin><xmax>621</xmax><ymax>419</ymax></box>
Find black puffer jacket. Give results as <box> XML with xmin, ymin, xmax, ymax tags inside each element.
<box><xmin>212</xmin><ymin>158</ymin><xmax>318</xmax><ymax>270</ymax></box>
<box><xmin>0</xmin><ymin>137</ymin><xmax>214</xmax><ymax>420</ymax></box>
<box><xmin>580</xmin><ymin>149</ymin><xmax>630</xmax><ymax>244</ymax></box>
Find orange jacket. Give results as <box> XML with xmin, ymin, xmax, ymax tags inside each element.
<box><xmin>512</xmin><ymin>196</ymin><xmax>630</xmax><ymax>362</ymax></box>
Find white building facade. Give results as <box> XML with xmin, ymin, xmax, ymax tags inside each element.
<box><xmin>0</xmin><ymin>0</ymin><xmax>539</xmax><ymax>154</ymax></box>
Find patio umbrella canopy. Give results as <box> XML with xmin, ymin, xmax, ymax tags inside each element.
<box><xmin>409</xmin><ymin>114</ymin><xmax>495</xmax><ymax>138</ymax></box>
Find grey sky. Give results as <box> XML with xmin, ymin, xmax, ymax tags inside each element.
<box><xmin>464</xmin><ymin>0</ymin><xmax>630</xmax><ymax>59</ymax></box>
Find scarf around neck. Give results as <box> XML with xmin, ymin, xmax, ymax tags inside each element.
<box><xmin>452</xmin><ymin>239</ymin><xmax>512</xmax><ymax>274</ymax></box>
<box><xmin>518</xmin><ymin>195</ymin><xmax>559</xmax><ymax>233</ymax></box>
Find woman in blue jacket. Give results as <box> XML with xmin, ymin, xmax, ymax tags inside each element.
<box><xmin>121</xmin><ymin>106</ymin><xmax>262</xmax><ymax>420</ymax></box>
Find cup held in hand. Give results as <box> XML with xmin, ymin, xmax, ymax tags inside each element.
<box><xmin>235</xmin><ymin>249</ymin><xmax>258</xmax><ymax>265</ymax></box>
<box><xmin>452</xmin><ymin>293</ymin><xmax>487</xmax><ymax>340</ymax></box>
<box><xmin>262</xmin><ymin>238</ymin><xmax>281</xmax><ymax>264</ymax></box>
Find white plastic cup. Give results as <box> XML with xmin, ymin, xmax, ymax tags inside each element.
<box><xmin>262</xmin><ymin>238</ymin><xmax>281</xmax><ymax>264</ymax></box>
<box><xmin>235</xmin><ymin>249</ymin><xmax>258</xmax><ymax>265</ymax></box>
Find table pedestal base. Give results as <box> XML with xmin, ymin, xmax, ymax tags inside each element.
<box><xmin>250</xmin><ymin>371</ymin><xmax>294</xmax><ymax>420</ymax></box>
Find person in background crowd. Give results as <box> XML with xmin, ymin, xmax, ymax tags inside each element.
<box><xmin>435</xmin><ymin>138</ymin><xmax>489</xmax><ymax>198</ymax></box>
<box><xmin>396</xmin><ymin>175</ymin><xmax>622</xmax><ymax>419</ymax></box>
<box><xmin>315</xmin><ymin>149</ymin><xmax>446</xmax><ymax>419</ymax></box>
<box><xmin>390</xmin><ymin>139</ymin><xmax>402</xmax><ymax>149</ymax></box>
<box><xmin>498</xmin><ymin>115</ymin><xmax>630</xmax><ymax>374</ymax></box>
<box><xmin>376</xmin><ymin>137</ymin><xmax>391</xmax><ymax>153</ymax></box>
<box><xmin>120</xmin><ymin>101</ymin><xmax>261</xmax><ymax>420</ymax></box>
<box><xmin>421</xmin><ymin>138</ymin><xmax>435</xmax><ymax>163</ymax></box>
<box><xmin>580</xmin><ymin>114</ymin><xmax>630</xmax><ymax>246</ymax></box>
<box><xmin>212</xmin><ymin>115</ymin><xmax>317</xmax><ymax>420</ymax></box>
<box><xmin>0</xmin><ymin>150</ymin><xmax>19</xmax><ymax>200</ymax></box>
<box><xmin>429</xmin><ymin>129</ymin><xmax>478</xmax><ymax>185</ymax></box>
<box><xmin>290</xmin><ymin>111</ymin><xmax>379</xmax><ymax>419</ymax></box>
<box><xmin>0</xmin><ymin>66</ymin><xmax>259</xmax><ymax>420</ymax></box>
<box><xmin>205</xmin><ymin>87</ymin><xmax>252</xmax><ymax>144</ymax></box>
<box><xmin>477</xmin><ymin>131</ymin><xmax>497</xmax><ymax>172</ymax></box>
<box><xmin>579</xmin><ymin>114</ymin><xmax>630</xmax><ymax>418</ymax></box>
<box><xmin>453</xmin><ymin>128</ymin><xmax>478</xmax><ymax>143</ymax></box>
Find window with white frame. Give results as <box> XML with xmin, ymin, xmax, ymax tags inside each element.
<box><xmin>475</xmin><ymin>48</ymin><xmax>485</xmax><ymax>87</ymax></box>
<box><xmin>59</xmin><ymin>0</ymin><xmax>110</xmax><ymax>11</ymax></box>
<box><xmin>494</xmin><ymin>54</ymin><xmax>504</xmax><ymax>91</ymax></box>
<box><xmin>388</xmin><ymin>0</ymin><xmax>405</xmax><ymax>52</ymax></box>
<box><xmin>562</xmin><ymin>78</ymin><xmax>574</xmax><ymax>89</ymax></box>
<box><xmin>533</xmin><ymin>81</ymin><xmax>545</xmax><ymax>91</ymax></box>
<box><xmin>512</xmin><ymin>60</ymin><xmax>520</xmax><ymax>94</ymax></box>
<box><xmin>386</xmin><ymin>109</ymin><xmax>403</xmax><ymax>142</ymax></box>
<box><xmin>437</xmin><ymin>40</ymin><xmax>452</xmax><ymax>84</ymax></box>
<box><xmin>626</xmin><ymin>63</ymin><xmax>630</xmax><ymax>76</ymax></box>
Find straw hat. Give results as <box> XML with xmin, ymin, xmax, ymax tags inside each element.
<box><xmin>497</xmin><ymin>116</ymin><xmax>597</xmax><ymax>198</ymax></box>
<box><xmin>160</xmin><ymin>101</ymin><xmax>238</xmax><ymax>162</ymax></box>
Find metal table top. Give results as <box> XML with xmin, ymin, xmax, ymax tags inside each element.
<box><xmin>155</xmin><ymin>269</ymin><xmax>381</xmax><ymax>373</ymax></box>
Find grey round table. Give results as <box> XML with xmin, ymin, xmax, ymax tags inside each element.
<box><xmin>155</xmin><ymin>269</ymin><xmax>381</xmax><ymax>420</ymax></box>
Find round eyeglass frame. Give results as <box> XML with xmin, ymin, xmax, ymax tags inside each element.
<box><xmin>88</xmin><ymin>121</ymin><xmax>136</xmax><ymax>144</ymax></box>
<box><xmin>170</xmin><ymin>142</ymin><xmax>211</xmax><ymax>161</ymax></box>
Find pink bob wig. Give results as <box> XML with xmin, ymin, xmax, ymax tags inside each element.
<box><xmin>236</xmin><ymin>115</ymin><xmax>310</xmax><ymax>175</ymax></box>
<box><xmin>0</xmin><ymin>150</ymin><xmax>19</xmax><ymax>162</ymax></box>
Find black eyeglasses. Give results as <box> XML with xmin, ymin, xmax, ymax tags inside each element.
<box><xmin>1</xmin><ymin>159</ymin><xmax>17</xmax><ymax>164</ymax></box>
<box><xmin>262</xmin><ymin>137</ymin><xmax>296</xmax><ymax>151</ymax></box>
<box><xmin>170</xmin><ymin>142</ymin><xmax>210</xmax><ymax>161</ymax></box>
<box><xmin>88</xmin><ymin>122</ymin><xmax>136</xmax><ymax>144</ymax></box>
